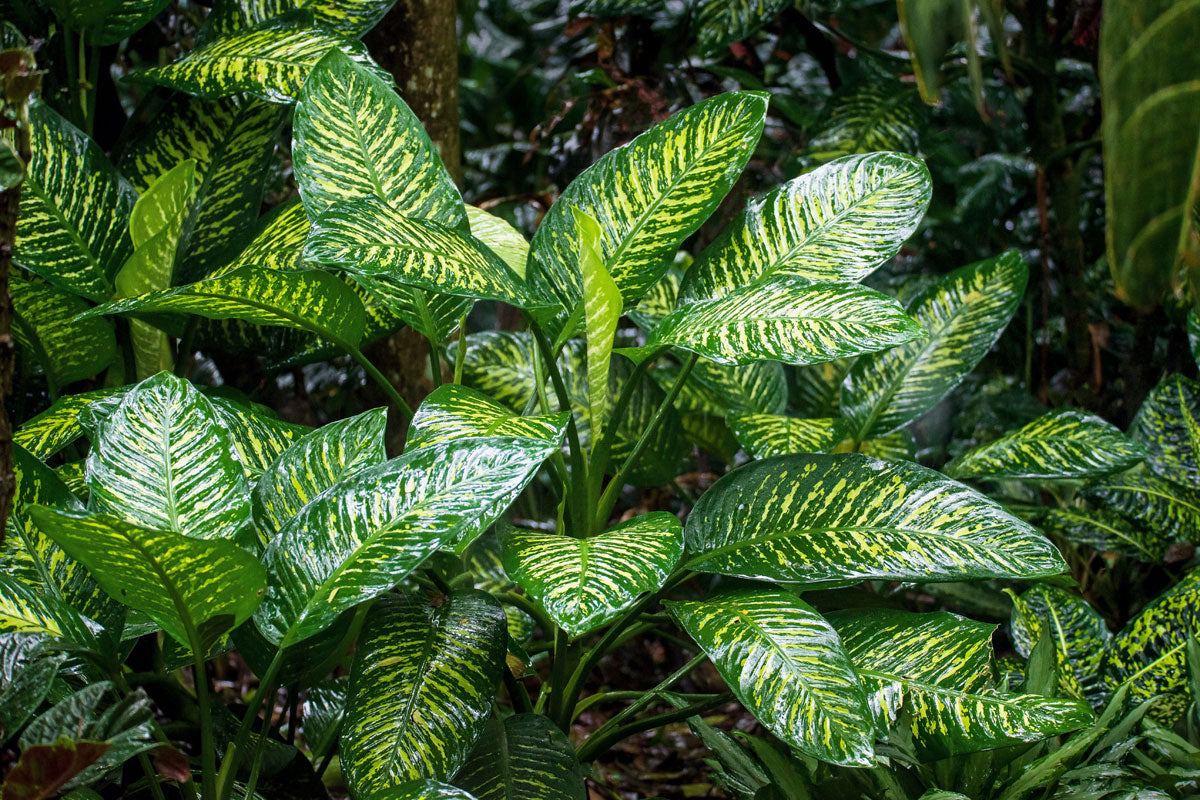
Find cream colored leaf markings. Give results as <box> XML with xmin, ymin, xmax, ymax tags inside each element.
<box><xmin>1034</xmin><ymin>506</ymin><xmax>1167</xmax><ymax>561</ymax></box>
<box><xmin>728</xmin><ymin>414</ymin><xmax>848</xmax><ymax>459</ymax></box>
<box><xmin>805</xmin><ymin>80</ymin><xmax>922</xmax><ymax>164</ymax></box>
<box><xmin>207</xmin><ymin>0</ymin><xmax>395</xmax><ymax>37</ymax></box>
<box><xmin>1081</xmin><ymin>470</ymin><xmax>1200</xmax><ymax>545</ymax></box>
<box><xmin>406</xmin><ymin>384</ymin><xmax>567</xmax><ymax>452</ymax></box>
<box><xmin>1008</xmin><ymin>585</ymin><xmax>1110</xmax><ymax>702</ymax></box>
<box><xmin>208</xmin><ymin>395</ymin><xmax>311</xmax><ymax>480</ymax></box>
<box><xmin>684</xmin><ymin>453</ymin><xmax>1066</xmax><ymax>583</ymax></box>
<box><xmin>578</xmin><ymin>208</ymin><xmax>621</xmax><ymax>443</ymax></box>
<box><xmin>341</xmin><ymin>592</ymin><xmax>505</xmax><ymax>794</ymax></box>
<box><xmin>14</xmin><ymin>389</ymin><xmax>125</xmax><ymax>460</ymax></box>
<box><xmin>450</xmin><ymin>332</ymin><xmax>542</xmax><ymax>412</ymax></box>
<box><xmin>681</xmin><ymin>152</ymin><xmax>930</xmax><ymax>303</ymax></box>
<box><xmin>649</xmin><ymin>276</ymin><xmax>925</xmax><ymax>366</ymax></box>
<box><xmin>500</xmin><ymin>512</ymin><xmax>683</xmax><ymax>638</ymax></box>
<box><xmin>693</xmin><ymin>0</ymin><xmax>791</xmax><ymax>55</ymax></box>
<box><xmin>627</xmin><ymin>267</ymin><xmax>681</xmax><ymax>332</ymax></box>
<box><xmin>11</xmin><ymin>275</ymin><xmax>117</xmax><ymax>389</ymax></box>
<box><xmin>466</xmin><ymin>205</ymin><xmax>529</xmax><ymax>278</ymax></box>
<box><xmin>454</xmin><ymin>712</ymin><xmax>586</xmax><ymax>800</ymax></box>
<box><xmin>1130</xmin><ymin>374</ymin><xmax>1200</xmax><ymax>487</ymax></box>
<box><xmin>667</xmin><ymin>586</ymin><xmax>875</xmax><ymax>766</ymax></box>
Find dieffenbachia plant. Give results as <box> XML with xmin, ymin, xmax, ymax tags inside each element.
<box><xmin>7</xmin><ymin>2</ymin><xmax>1181</xmax><ymax>799</ymax></box>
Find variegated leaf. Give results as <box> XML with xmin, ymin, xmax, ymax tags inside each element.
<box><xmin>804</xmin><ymin>81</ymin><xmax>922</xmax><ymax>165</ymax></box>
<box><xmin>254</xmin><ymin>435</ymin><xmax>556</xmax><ymax>646</ymax></box>
<box><xmin>659</xmin><ymin>358</ymin><xmax>787</xmax><ymax>416</ymax></box>
<box><xmin>405</xmin><ymin>385</ymin><xmax>567</xmax><ymax>452</ymax></box>
<box><xmin>684</xmin><ymin>453</ymin><xmax>1066</xmax><ymax>584</ymax></box>
<box><xmin>30</xmin><ymin>508</ymin><xmax>266</xmax><ymax>649</ymax></box>
<box><xmin>254</xmin><ymin>408</ymin><xmax>388</xmax><ymax>542</ymax></box>
<box><xmin>728</xmin><ymin>414</ymin><xmax>848</xmax><ymax>459</ymax></box>
<box><xmin>211</xmin><ymin>197</ymin><xmax>311</xmax><ymax>276</ymax></box>
<box><xmin>137</xmin><ymin>17</ymin><xmax>389</xmax><ymax>103</ymax></box>
<box><xmin>84</xmin><ymin>372</ymin><xmax>254</xmax><ymax>546</ymax></box>
<box><xmin>208</xmin><ymin>0</ymin><xmax>396</xmax><ymax>36</ymax></box>
<box><xmin>16</xmin><ymin>103</ymin><xmax>135</xmax><ymax>301</ymax></box>
<box><xmin>841</xmin><ymin>250</ymin><xmax>1028</xmax><ymax>440</ymax></box>
<box><xmin>666</xmin><ymin>585</ymin><xmax>874</xmax><ymax>767</ymax></box>
<box><xmin>209</xmin><ymin>395</ymin><xmax>311</xmax><ymax>479</ymax></box>
<box><xmin>352</xmin><ymin>273</ymin><xmax>471</xmax><ymax>345</ymax></box>
<box><xmin>1033</xmin><ymin>506</ymin><xmax>1167</xmax><ymax>561</ymax></box>
<box><xmin>854</xmin><ymin>429</ymin><xmax>918</xmax><ymax>461</ymax></box>
<box><xmin>681</xmin><ymin>413</ymin><xmax>740</xmax><ymax>462</ymax></box>
<box><xmin>679</xmin><ymin>153</ymin><xmax>931</xmax><ymax>304</ymax></box>
<box><xmin>466</xmin><ymin>206</ymin><xmax>528</xmax><ymax>278</ymax></box>
<box><xmin>301</xmin><ymin>678</ymin><xmax>347</xmax><ymax>759</ymax></box>
<box><xmin>527</xmin><ymin>92</ymin><xmax>767</xmax><ymax>324</ymax></box>
<box><xmin>499</xmin><ymin>512</ymin><xmax>683</xmax><ymax>638</ymax></box>
<box><xmin>790</xmin><ymin>360</ymin><xmax>849</xmax><ymax>417</ymax></box>
<box><xmin>450</xmin><ymin>332</ymin><xmax>540</xmax><ymax>412</ymax></box>
<box><xmin>376</xmin><ymin>781</ymin><xmax>480</xmax><ymax>800</ymax></box>
<box><xmin>1008</xmin><ymin>585</ymin><xmax>1110</xmax><ymax>703</ymax></box>
<box><xmin>1081</xmin><ymin>470</ymin><xmax>1200</xmax><ymax>545</ymax></box>
<box><xmin>14</xmin><ymin>389</ymin><xmax>125</xmax><ymax>459</ymax></box>
<box><xmin>0</xmin><ymin>633</ymin><xmax>65</xmax><ymax>738</ymax></box>
<box><xmin>627</xmin><ymin>267</ymin><xmax>681</xmax><ymax>332</ymax></box>
<box><xmin>649</xmin><ymin>276</ymin><xmax>925</xmax><ymax>366</ymax></box>
<box><xmin>0</xmin><ymin>574</ymin><xmax>99</xmax><ymax>643</ymax></box>
<box><xmin>454</xmin><ymin>712</ymin><xmax>586</xmax><ymax>800</ymax></box>
<box><xmin>43</xmin><ymin>0</ymin><xmax>171</xmax><ymax>44</ymax></box>
<box><xmin>828</xmin><ymin>609</ymin><xmax>1094</xmax><ymax>760</ymax></box>
<box><xmin>341</xmin><ymin>591</ymin><xmax>506</xmax><ymax>793</ymax></box>
<box><xmin>122</xmin><ymin>93</ymin><xmax>284</xmax><ymax>283</ymax></box>
<box><xmin>946</xmin><ymin>409</ymin><xmax>1147</xmax><ymax>481</ymax></box>
<box><xmin>578</xmin><ymin>208</ymin><xmax>621</xmax><ymax>445</ymax></box>
<box><xmin>11</xmin><ymin>274</ymin><xmax>116</xmax><ymax>390</ymax></box>
<box><xmin>693</xmin><ymin>0</ymin><xmax>790</xmax><ymax>55</ymax></box>
<box><xmin>1129</xmin><ymin>374</ymin><xmax>1200</xmax><ymax>488</ymax></box>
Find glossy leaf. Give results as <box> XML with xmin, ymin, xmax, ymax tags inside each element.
<box><xmin>31</xmin><ymin>508</ymin><xmax>266</xmax><ymax>649</ymax></box>
<box><xmin>0</xmin><ymin>633</ymin><xmax>64</xmax><ymax>739</ymax></box>
<box><xmin>208</xmin><ymin>0</ymin><xmax>397</xmax><ymax>36</ymax></box>
<box><xmin>684</xmin><ymin>453</ymin><xmax>1066</xmax><ymax>584</ymax></box>
<box><xmin>1081</xmin><ymin>470</ymin><xmax>1200</xmax><ymax>545</ymax></box>
<box><xmin>1129</xmin><ymin>374</ymin><xmax>1200</xmax><ymax>487</ymax></box>
<box><xmin>13</xmin><ymin>389</ymin><xmax>126</xmax><ymax>460</ymax></box>
<box><xmin>454</xmin><ymin>712</ymin><xmax>586</xmax><ymax>800</ymax></box>
<box><xmin>466</xmin><ymin>206</ymin><xmax>528</xmax><ymax>278</ymax></box>
<box><xmin>527</xmin><ymin>92</ymin><xmax>767</xmax><ymax>322</ymax></box>
<box><xmin>10</xmin><ymin>275</ymin><xmax>116</xmax><ymax>390</ymax></box>
<box><xmin>841</xmin><ymin>250</ymin><xmax>1028</xmax><ymax>440</ymax></box>
<box><xmin>828</xmin><ymin>609</ymin><xmax>1094</xmax><ymax>760</ymax></box>
<box><xmin>1</xmin><ymin>739</ymin><xmax>113</xmax><ymax>800</ymax></box>
<box><xmin>946</xmin><ymin>409</ymin><xmax>1147</xmax><ymax>481</ymax></box>
<box><xmin>16</xmin><ymin>104</ymin><xmax>135</xmax><ymax>301</ymax></box>
<box><xmin>649</xmin><ymin>276</ymin><xmax>925</xmax><ymax>366</ymax></box>
<box><xmin>667</xmin><ymin>585</ymin><xmax>874</xmax><ymax>766</ymax></box>
<box><xmin>855</xmin><ymin>429</ymin><xmax>918</xmax><ymax>462</ymax></box>
<box><xmin>680</xmin><ymin>153</ymin><xmax>931</xmax><ymax>304</ymax></box>
<box><xmin>627</xmin><ymin>267</ymin><xmax>681</xmax><ymax>332</ymax></box>
<box><xmin>662</xmin><ymin>358</ymin><xmax>787</xmax><ymax>416</ymax></box>
<box><xmin>450</xmin><ymin>332</ymin><xmax>540</xmax><ymax>412</ymax></box>
<box><xmin>804</xmin><ymin>81</ymin><xmax>922</xmax><ymax>164</ymax></box>
<box><xmin>42</xmin><ymin>0</ymin><xmax>170</xmax><ymax>44</ymax></box>
<box><xmin>376</xmin><ymin>781</ymin><xmax>480</xmax><ymax>800</ymax></box>
<box><xmin>693</xmin><ymin>0</ymin><xmax>789</xmax><ymax>55</ymax></box>
<box><xmin>341</xmin><ymin>591</ymin><xmax>506</xmax><ymax>793</ymax></box>
<box><xmin>0</xmin><ymin>574</ymin><xmax>98</xmax><ymax>642</ymax></box>
<box><xmin>209</xmin><ymin>395</ymin><xmax>311</xmax><ymax>480</ymax></box>
<box><xmin>405</xmin><ymin>385</ymin><xmax>567</xmax><ymax>452</ymax></box>
<box><xmin>1008</xmin><ymin>585</ymin><xmax>1110</xmax><ymax>702</ymax></box>
<box><xmin>500</xmin><ymin>512</ymin><xmax>683</xmax><ymax>638</ymax></box>
<box><xmin>255</xmin><ymin>435</ymin><xmax>556</xmax><ymax>646</ymax></box>
<box><xmin>728</xmin><ymin>414</ymin><xmax>848</xmax><ymax>459</ymax></box>
<box><xmin>577</xmin><ymin>208</ymin><xmax>621</xmax><ymax>444</ymax></box>
<box><xmin>1034</xmin><ymin>506</ymin><xmax>1167</xmax><ymax>561</ymax></box>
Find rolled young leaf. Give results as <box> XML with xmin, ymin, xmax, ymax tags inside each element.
<box><xmin>684</xmin><ymin>453</ymin><xmax>1066</xmax><ymax>584</ymax></box>
<box><xmin>666</xmin><ymin>585</ymin><xmax>875</xmax><ymax>767</ymax></box>
<box><xmin>577</xmin><ymin>207</ymin><xmax>621</xmax><ymax>447</ymax></box>
<box><xmin>453</xmin><ymin>712</ymin><xmax>586</xmax><ymax>800</ymax></box>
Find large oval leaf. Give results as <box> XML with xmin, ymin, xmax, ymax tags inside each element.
<box><xmin>527</xmin><ymin>92</ymin><xmax>767</xmax><ymax>321</ymax></box>
<box><xmin>728</xmin><ymin>414</ymin><xmax>848</xmax><ymax>459</ymax></box>
<box><xmin>405</xmin><ymin>385</ymin><xmax>567</xmax><ymax>452</ymax></box>
<box><xmin>1008</xmin><ymin>585</ymin><xmax>1110</xmax><ymax>703</ymax></box>
<box><xmin>827</xmin><ymin>609</ymin><xmax>1093</xmax><ymax>760</ymax></box>
<box><xmin>499</xmin><ymin>512</ymin><xmax>683</xmax><ymax>638</ymax></box>
<box><xmin>1080</xmin><ymin>470</ymin><xmax>1200</xmax><ymax>545</ymax></box>
<box><xmin>209</xmin><ymin>395</ymin><xmax>311</xmax><ymax>480</ymax></box>
<box><xmin>946</xmin><ymin>409</ymin><xmax>1147</xmax><ymax>482</ymax></box>
<box><xmin>377</xmin><ymin>781</ymin><xmax>480</xmax><ymax>800</ymax></box>
<box><xmin>679</xmin><ymin>152</ymin><xmax>931</xmax><ymax>304</ymax></box>
<box><xmin>841</xmin><ymin>250</ymin><xmax>1028</xmax><ymax>440</ymax></box>
<box><xmin>11</xmin><ymin>275</ymin><xmax>116</xmax><ymax>390</ymax></box>
<box><xmin>666</xmin><ymin>585</ymin><xmax>874</xmax><ymax>767</ymax></box>
<box><xmin>692</xmin><ymin>0</ymin><xmax>790</xmax><ymax>55</ymax></box>
<box><xmin>254</xmin><ymin>435</ymin><xmax>556</xmax><ymax>646</ymax></box>
<box><xmin>453</xmin><ymin>713</ymin><xmax>586</xmax><ymax>800</ymax></box>
<box><xmin>450</xmin><ymin>332</ymin><xmax>540</xmax><ymax>412</ymax></box>
<box><xmin>1129</xmin><ymin>374</ymin><xmax>1200</xmax><ymax>487</ymax></box>
<box><xmin>341</xmin><ymin>591</ymin><xmax>505</xmax><ymax>794</ymax></box>
<box><xmin>684</xmin><ymin>453</ymin><xmax>1066</xmax><ymax>584</ymax></box>
<box><xmin>207</xmin><ymin>0</ymin><xmax>396</xmax><ymax>37</ymax></box>
<box><xmin>648</xmin><ymin>276</ymin><xmax>924</xmax><ymax>366</ymax></box>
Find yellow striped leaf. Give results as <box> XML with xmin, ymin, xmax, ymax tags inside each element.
<box><xmin>11</xmin><ymin>275</ymin><xmax>116</xmax><ymax>391</ymax></box>
<box><xmin>627</xmin><ymin>267</ymin><xmax>681</xmax><ymax>332</ymax></box>
<box><xmin>728</xmin><ymin>414</ymin><xmax>848</xmax><ymax>459</ymax></box>
<box><xmin>208</xmin><ymin>395</ymin><xmax>311</xmax><ymax>480</ymax></box>
<box><xmin>1032</xmin><ymin>506</ymin><xmax>1167</xmax><ymax>561</ymax></box>
<box><xmin>1081</xmin><ymin>470</ymin><xmax>1200</xmax><ymax>545</ymax></box>
<box><xmin>947</xmin><ymin>409</ymin><xmax>1147</xmax><ymax>481</ymax></box>
<box><xmin>693</xmin><ymin>0</ymin><xmax>790</xmax><ymax>55</ymax></box>
<box><xmin>1008</xmin><ymin>585</ymin><xmax>1110</xmax><ymax>703</ymax></box>
<box><xmin>0</xmin><ymin>574</ymin><xmax>100</xmax><ymax>643</ymax></box>
<box><xmin>681</xmin><ymin>413</ymin><xmax>740</xmax><ymax>463</ymax></box>
<box><xmin>648</xmin><ymin>276</ymin><xmax>925</xmax><ymax>366</ymax></box>
<box><xmin>208</xmin><ymin>0</ymin><xmax>396</xmax><ymax>36</ymax></box>
<box><xmin>341</xmin><ymin>591</ymin><xmax>506</xmax><ymax>793</ymax></box>
<box><xmin>375</xmin><ymin>781</ymin><xmax>479</xmax><ymax>800</ymax></box>
<box><xmin>527</xmin><ymin>92</ymin><xmax>767</xmax><ymax>324</ymax></box>
<box><xmin>578</xmin><ymin>208</ymin><xmax>621</xmax><ymax>445</ymax></box>
<box><xmin>406</xmin><ymin>384</ymin><xmax>567</xmax><ymax>452</ymax></box>
<box><xmin>499</xmin><ymin>512</ymin><xmax>683</xmax><ymax>638</ymax></box>
<box><xmin>804</xmin><ymin>81</ymin><xmax>922</xmax><ymax>165</ymax></box>
<box><xmin>1130</xmin><ymin>374</ymin><xmax>1200</xmax><ymax>487</ymax></box>
<box><xmin>827</xmin><ymin>609</ymin><xmax>1094</xmax><ymax>760</ymax></box>
<box><xmin>853</xmin><ymin>429</ymin><xmax>918</xmax><ymax>461</ymax></box>
<box><xmin>791</xmin><ymin>360</ymin><xmax>849</xmax><ymax>417</ymax></box>
<box><xmin>453</xmin><ymin>712</ymin><xmax>586</xmax><ymax>800</ymax></box>
<box><xmin>449</xmin><ymin>332</ymin><xmax>540</xmax><ymax>412</ymax></box>
<box><xmin>666</xmin><ymin>585</ymin><xmax>875</xmax><ymax>767</ymax></box>
<box><xmin>210</xmin><ymin>198</ymin><xmax>312</xmax><ymax>276</ymax></box>
<box><xmin>0</xmin><ymin>633</ymin><xmax>65</xmax><ymax>738</ymax></box>
<box><xmin>466</xmin><ymin>205</ymin><xmax>529</xmax><ymax>278</ymax></box>
<box><xmin>16</xmin><ymin>104</ymin><xmax>135</xmax><ymax>301</ymax></box>
<box><xmin>684</xmin><ymin>453</ymin><xmax>1066</xmax><ymax>584</ymax></box>
<box><xmin>254</xmin><ymin>435</ymin><xmax>556</xmax><ymax>646</ymax></box>
<box><xmin>657</xmin><ymin>358</ymin><xmax>787</xmax><ymax>416</ymax></box>
<box><xmin>43</xmin><ymin>0</ymin><xmax>171</xmax><ymax>44</ymax></box>
<box><xmin>679</xmin><ymin>153</ymin><xmax>931</xmax><ymax>304</ymax></box>
<box><xmin>841</xmin><ymin>250</ymin><xmax>1028</xmax><ymax>440</ymax></box>
<box><xmin>30</xmin><ymin>508</ymin><xmax>266</xmax><ymax>650</ymax></box>
<box><xmin>138</xmin><ymin>17</ymin><xmax>388</xmax><ymax>103</ymax></box>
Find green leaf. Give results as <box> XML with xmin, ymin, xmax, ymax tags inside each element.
<box><xmin>41</xmin><ymin>0</ymin><xmax>170</xmax><ymax>44</ymax></box>
<box><xmin>627</xmin><ymin>267</ymin><xmax>681</xmax><ymax>332</ymax></box>
<box><xmin>137</xmin><ymin>17</ymin><xmax>389</xmax><ymax>103</ymax></box>
<box><xmin>650</xmin><ymin>276</ymin><xmax>925</xmax><ymax>366</ymax></box>
<box><xmin>341</xmin><ymin>591</ymin><xmax>506</xmax><ymax>794</ymax></box>
<box><xmin>84</xmin><ymin>372</ymin><xmax>253</xmax><ymax>545</ymax></box>
<box><xmin>728</xmin><ymin>414</ymin><xmax>848</xmax><ymax>459</ymax></box>
<box><xmin>661</xmin><ymin>358</ymin><xmax>787</xmax><ymax>416</ymax></box>
<box><xmin>1033</xmin><ymin>506</ymin><xmax>1167</xmax><ymax>561</ymax></box>
<box><xmin>11</xmin><ymin>275</ymin><xmax>116</xmax><ymax>390</ymax></box>
<box><xmin>0</xmin><ymin>633</ymin><xmax>65</xmax><ymax>738</ymax></box>
<box><xmin>0</xmin><ymin>574</ymin><xmax>99</xmax><ymax>642</ymax></box>
<box><xmin>208</xmin><ymin>0</ymin><xmax>397</xmax><ymax>37</ymax></box>
<box><xmin>804</xmin><ymin>81</ymin><xmax>922</xmax><ymax>165</ymax></box>
<box><xmin>1101</xmin><ymin>0</ymin><xmax>1200</xmax><ymax>307</ymax></box>
<box><xmin>375</xmin><ymin>781</ymin><xmax>480</xmax><ymax>800</ymax></box>
<box><xmin>679</xmin><ymin>153</ymin><xmax>931</xmax><ymax>303</ymax></box>
<box><xmin>405</xmin><ymin>385</ymin><xmax>567</xmax><ymax>452</ymax></box>
<box><xmin>1008</xmin><ymin>585</ymin><xmax>1110</xmax><ymax>703</ymax></box>
<box><xmin>466</xmin><ymin>206</ymin><xmax>528</xmax><ymax>279</ymax></box>
<box><xmin>527</xmin><ymin>92</ymin><xmax>768</xmax><ymax>322</ymax></box>
<box><xmin>1081</xmin><ymin>470</ymin><xmax>1200</xmax><ymax>546</ymax></box>
<box><xmin>453</xmin><ymin>712</ymin><xmax>586</xmax><ymax>800</ymax></box>
<box><xmin>692</xmin><ymin>0</ymin><xmax>789</xmax><ymax>55</ymax></box>
<box><xmin>684</xmin><ymin>453</ymin><xmax>1066</xmax><ymax>584</ymax></box>
<box><xmin>854</xmin><ymin>429</ymin><xmax>918</xmax><ymax>462</ymax></box>
<box><xmin>1129</xmin><ymin>374</ymin><xmax>1200</xmax><ymax>487</ymax></box>
<box><xmin>500</xmin><ymin>512</ymin><xmax>683</xmax><ymax>638</ymax></box>
<box><xmin>577</xmin><ymin>208</ymin><xmax>621</xmax><ymax>446</ymax></box>
<box><xmin>841</xmin><ymin>251</ymin><xmax>1028</xmax><ymax>440</ymax></box>
<box><xmin>946</xmin><ymin>409</ymin><xmax>1147</xmax><ymax>482</ymax></box>
<box><xmin>122</xmin><ymin>94</ymin><xmax>284</xmax><ymax>283</ymax></box>
<box><xmin>253</xmin><ymin>408</ymin><xmax>388</xmax><ymax>542</ymax></box>
<box><xmin>209</xmin><ymin>395</ymin><xmax>311</xmax><ymax>480</ymax></box>
<box><xmin>255</xmin><ymin>435</ymin><xmax>556</xmax><ymax>646</ymax></box>
<box><xmin>827</xmin><ymin>609</ymin><xmax>1094</xmax><ymax>761</ymax></box>
<box><xmin>450</xmin><ymin>332</ymin><xmax>541</xmax><ymax>412</ymax></box>
<box><xmin>666</xmin><ymin>585</ymin><xmax>874</xmax><ymax>767</ymax></box>
<box><xmin>16</xmin><ymin>104</ymin><xmax>135</xmax><ymax>301</ymax></box>
<box><xmin>30</xmin><ymin>508</ymin><xmax>266</xmax><ymax>649</ymax></box>
<box><xmin>13</xmin><ymin>389</ymin><xmax>126</xmax><ymax>460</ymax></box>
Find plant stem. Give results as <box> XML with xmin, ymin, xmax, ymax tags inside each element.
<box><xmin>184</xmin><ymin>625</ymin><xmax>217</xmax><ymax>800</ymax></box>
<box><xmin>429</xmin><ymin>335</ymin><xmax>443</xmax><ymax>388</ymax></box>
<box><xmin>453</xmin><ymin>311</ymin><xmax>468</xmax><ymax>384</ymax></box>
<box><xmin>576</xmin><ymin>694</ymin><xmax>730</xmax><ymax>763</ymax></box>
<box><xmin>216</xmin><ymin>647</ymin><xmax>286</xmax><ymax>800</ymax></box>
<box><xmin>344</xmin><ymin>343</ymin><xmax>414</xmax><ymax>422</ymax></box>
<box><xmin>529</xmin><ymin>319</ymin><xmax>588</xmax><ymax>537</ymax></box>
<box><xmin>503</xmin><ymin>667</ymin><xmax>533</xmax><ymax>714</ymax></box>
<box><xmin>585</xmin><ymin>348</ymin><xmax>662</xmax><ymax>513</ymax></box>
<box><xmin>84</xmin><ymin>44</ymin><xmax>100</xmax><ymax>136</ymax></box>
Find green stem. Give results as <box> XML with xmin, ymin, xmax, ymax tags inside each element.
<box><xmin>343</xmin><ymin>343</ymin><xmax>414</xmax><ymax>422</ymax></box>
<box><xmin>184</xmin><ymin>622</ymin><xmax>217</xmax><ymax>800</ymax></box>
<box><xmin>503</xmin><ymin>667</ymin><xmax>534</xmax><ymax>714</ymax></box>
<box><xmin>84</xmin><ymin>44</ymin><xmax>100</xmax><ymax>136</ymax></box>
<box><xmin>586</xmin><ymin>348</ymin><xmax>662</xmax><ymax>514</ymax></box>
<box><xmin>216</xmin><ymin>647</ymin><xmax>286</xmax><ymax>800</ymax></box>
<box><xmin>453</xmin><ymin>311</ymin><xmax>469</xmax><ymax>384</ymax></box>
<box><xmin>61</xmin><ymin>27</ymin><xmax>80</xmax><ymax>128</ymax></box>
<box><xmin>529</xmin><ymin>320</ymin><xmax>588</xmax><ymax>538</ymax></box>
<box><xmin>174</xmin><ymin>318</ymin><xmax>199</xmax><ymax>378</ymax></box>
<box><xmin>429</xmin><ymin>336</ymin><xmax>443</xmax><ymax>388</ymax></box>
<box><xmin>547</xmin><ymin>627</ymin><xmax>580</xmax><ymax>731</ymax></box>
